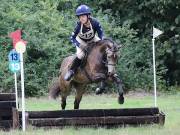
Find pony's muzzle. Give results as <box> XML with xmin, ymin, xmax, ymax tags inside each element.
<box><xmin>108</xmin><ymin>65</ymin><xmax>116</xmax><ymax>76</ymax></box>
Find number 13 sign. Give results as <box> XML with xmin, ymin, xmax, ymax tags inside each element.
<box><xmin>8</xmin><ymin>49</ymin><xmax>20</xmax><ymax>73</ymax></box>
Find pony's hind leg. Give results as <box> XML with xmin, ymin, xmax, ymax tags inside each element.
<box><xmin>59</xmin><ymin>75</ymin><xmax>73</xmax><ymax>110</ymax></box>
<box><xmin>73</xmin><ymin>83</ymin><xmax>85</xmax><ymax>109</ymax></box>
<box><xmin>61</xmin><ymin>96</ymin><xmax>67</xmax><ymax>110</ymax></box>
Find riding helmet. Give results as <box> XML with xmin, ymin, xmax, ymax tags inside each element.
<box><xmin>76</xmin><ymin>4</ymin><xmax>91</xmax><ymax>16</ymax></box>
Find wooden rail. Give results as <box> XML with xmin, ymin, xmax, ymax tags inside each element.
<box><xmin>0</xmin><ymin>93</ymin><xmax>165</xmax><ymax>129</ymax></box>
<box><xmin>0</xmin><ymin>93</ymin><xmax>18</xmax><ymax>130</ymax></box>
<box><xmin>18</xmin><ymin>107</ymin><xmax>165</xmax><ymax>128</ymax></box>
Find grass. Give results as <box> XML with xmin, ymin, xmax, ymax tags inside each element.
<box><xmin>1</xmin><ymin>92</ymin><xmax>180</xmax><ymax>135</ymax></box>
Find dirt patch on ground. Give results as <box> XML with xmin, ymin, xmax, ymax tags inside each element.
<box><xmin>125</xmin><ymin>89</ymin><xmax>154</xmax><ymax>98</ymax></box>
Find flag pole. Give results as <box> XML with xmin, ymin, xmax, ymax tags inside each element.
<box><xmin>152</xmin><ymin>26</ymin><xmax>163</xmax><ymax>107</ymax></box>
<box><xmin>152</xmin><ymin>38</ymin><xmax>157</xmax><ymax>107</ymax></box>
<box><xmin>14</xmin><ymin>73</ymin><xmax>18</xmax><ymax>109</ymax></box>
<box><xmin>20</xmin><ymin>52</ymin><xmax>25</xmax><ymax>131</ymax></box>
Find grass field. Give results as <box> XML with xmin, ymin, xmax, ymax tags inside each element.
<box><xmin>1</xmin><ymin>91</ymin><xmax>180</xmax><ymax>135</ymax></box>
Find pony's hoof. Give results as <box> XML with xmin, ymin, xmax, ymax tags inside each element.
<box><xmin>118</xmin><ymin>95</ymin><xmax>124</xmax><ymax>104</ymax></box>
<box><xmin>95</xmin><ymin>88</ymin><xmax>104</xmax><ymax>95</ymax></box>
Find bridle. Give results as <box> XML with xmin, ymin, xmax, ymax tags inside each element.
<box><xmin>106</xmin><ymin>42</ymin><xmax>119</xmax><ymax>66</ymax></box>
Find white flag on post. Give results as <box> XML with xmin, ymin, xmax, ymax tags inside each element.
<box><xmin>152</xmin><ymin>26</ymin><xmax>163</xmax><ymax>107</ymax></box>
<box><xmin>153</xmin><ymin>27</ymin><xmax>163</xmax><ymax>39</ymax></box>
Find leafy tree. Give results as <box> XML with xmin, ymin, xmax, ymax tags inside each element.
<box><xmin>0</xmin><ymin>0</ymin><xmax>179</xmax><ymax>96</ymax></box>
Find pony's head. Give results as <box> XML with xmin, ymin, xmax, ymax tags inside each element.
<box><xmin>100</xmin><ymin>39</ymin><xmax>120</xmax><ymax>76</ymax></box>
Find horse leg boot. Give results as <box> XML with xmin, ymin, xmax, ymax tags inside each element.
<box><xmin>95</xmin><ymin>81</ymin><xmax>106</xmax><ymax>95</ymax></box>
<box><xmin>74</xmin><ymin>92</ymin><xmax>84</xmax><ymax>109</ymax></box>
<box><xmin>61</xmin><ymin>96</ymin><xmax>67</xmax><ymax>110</ymax></box>
<box><xmin>64</xmin><ymin>57</ymin><xmax>81</xmax><ymax>81</ymax></box>
<box><xmin>112</xmin><ymin>74</ymin><xmax>124</xmax><ymax>104</ymax></box>
<box><xmin>74</xmin><ymin>98</ymin><xmax>81</xmax><ymax>109</ymax></box>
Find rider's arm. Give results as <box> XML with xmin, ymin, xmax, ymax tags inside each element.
<box><xmin>70</xmin><ymin>22</ymin><xmax>81</xmax><ymax>47</ymax></box>
<box><xmin>93</xmin><ymin>19</ymin><xmax>104</xmax><ymax>40</ymax></box>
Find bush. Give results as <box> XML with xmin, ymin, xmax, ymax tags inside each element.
<box><xmin>0</xmin><ymin>0</ymin><xmax>179</xmax><ymax>96</ymax></box>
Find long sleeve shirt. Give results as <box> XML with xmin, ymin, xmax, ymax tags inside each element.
<box><xmin>70</xmin><ymin>17</ymin><xmax>104</xmax><ymax>47</ymax></box>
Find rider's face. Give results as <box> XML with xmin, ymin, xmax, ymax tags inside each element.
<box><xmin>79</xmin><ymin>15</ymin><xmax>88</xmax><ymax>24</ymax></box>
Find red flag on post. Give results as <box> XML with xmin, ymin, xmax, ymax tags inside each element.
<box><xmin>9</xmin><ymin>30</ymin><xmax>22</xmax><ymax>48</ymax></box>
<box><xmin>9</xmin><ymin>30</ymin><xmax>27</xmax><ymax>51</ymax></box>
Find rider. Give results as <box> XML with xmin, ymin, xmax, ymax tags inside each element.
<box><xmin>64</xmin><ymin>4</ymin><xmax>104</xmax><ymax>81</ymax></box>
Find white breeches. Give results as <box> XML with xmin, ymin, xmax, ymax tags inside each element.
<box><xmin>76</xmin><ymin>36</ymin><xmax>100</xmax><ymax>59</ymax></box>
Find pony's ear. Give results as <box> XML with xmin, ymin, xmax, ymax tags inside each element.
<box><xmin>118</xmin><ymin>44</ymin><xmax>123</xmax><ymax>49</ymax></box>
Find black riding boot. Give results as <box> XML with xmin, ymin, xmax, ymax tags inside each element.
<box><xmin>64</xmin><ymin>57</ymin><xmax>81</xmax><ymax>81</ymax></box>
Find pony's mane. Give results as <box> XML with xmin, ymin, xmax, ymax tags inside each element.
<box><xmin>83</xmin><ymin>38</ymin><xmax>116</xmax><ymax>56</ymax></box>
<box><xmin>87</xmin><ymin>38</ymin><xmax>115</xmax><ymax>48</ymax></box>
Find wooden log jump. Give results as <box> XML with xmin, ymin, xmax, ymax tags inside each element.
<box><xmin>19</xmin><ymin>107</ymin><xmax>165</xmax><ymax>128</ymax></box>
<box><xmin>0</xmin><ymin>93</ymin><xmax>165</xmax><ymax>129</ymax></box>
<box><xmin>0</xmin><ymin>93</ymin><xmax>16</xmax><ymax>101</ymax></box>
<box><xmin>0</xmin><ymin>93</ymin><xmax>18</xmax><ymax>129</ymax></box>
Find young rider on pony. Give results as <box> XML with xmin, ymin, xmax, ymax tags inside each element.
<box><xmin>64</xmin><ymin>4</ymin><xmax>104</xmax><ymax>82</ymax></box>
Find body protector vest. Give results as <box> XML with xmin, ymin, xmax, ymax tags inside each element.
<box><xmin>78</xmin><ymin>22</ymin><xmax>95</xmax><ymax>41</ymax></box>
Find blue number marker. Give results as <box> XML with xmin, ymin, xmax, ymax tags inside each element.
<box><xmin>8</xmin><ymin>49</ymin><xmax>20</xmax><ymax>62</ymax></box>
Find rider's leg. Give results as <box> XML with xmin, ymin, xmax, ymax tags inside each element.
<box><xmin>64</xmin><ymin>37</ymin><xmax>87</xmax><ymax>81</ymax></box>
<box><xmin>64</xmin><ymin>56</ymin><xmax>82</xmax><ymax>81</ymax></box>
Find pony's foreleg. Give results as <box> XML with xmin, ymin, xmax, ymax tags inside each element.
<box><xmin>95</xmin><ymin>80</ymin><xmax>106</xmax><ymax>95</ymax></box>
<box><xmin>61</xmin><ymin>96</ymin><xmax>67</xmax><ymax>110</ymax></box>
<box><xmin>74</xmin><ymin>84</ymin><xmax>85</xmax><ymax>109</ymax></box>
<box><xmin>112</xmin><ymin>74</ymin><xmax>124</xmax><ymax>104</ymax></box>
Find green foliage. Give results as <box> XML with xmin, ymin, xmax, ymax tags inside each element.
<box><xmin>0</xmin><ymin>0</ymin><xmax>75</xmax><ymax>95</ymax></box>
<box><xmin>96</xmin><ymin>0</ymin><xmax>180</xmax><ymax>86</ymax></box>
<box><xmin>0</xmin><ymin>0</ymin><xmax>179</xmax><ymax>96</ymax></box>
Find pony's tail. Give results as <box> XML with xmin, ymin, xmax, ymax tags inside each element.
<box><xmin>49</xmin><ymin>77</ymin><xmax>60</xmax><ymax>99</ymax></box>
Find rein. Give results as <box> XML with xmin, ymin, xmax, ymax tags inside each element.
<box><xmin>106</xmin><ymin>48</ymin><xmax>118</xmax><ymax>53</ymax></box>
<box><xmin>105</xmin><ymin>44</ymin><xmax>118</xmax><ymax>66</ymax></box>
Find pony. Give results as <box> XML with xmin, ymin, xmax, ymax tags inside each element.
<box><xmin>49</xmin><ymin>39</ymin><xmax>124</xmax><ymax>109</ymax></box>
